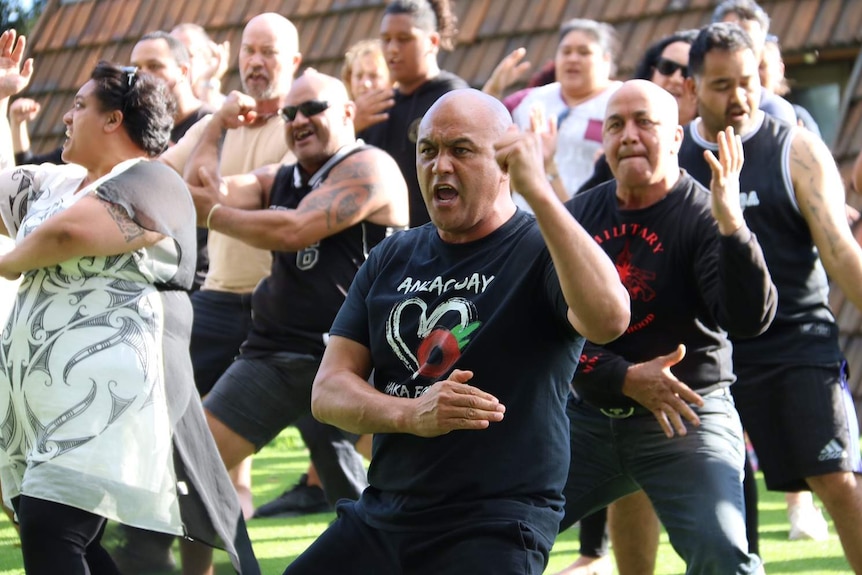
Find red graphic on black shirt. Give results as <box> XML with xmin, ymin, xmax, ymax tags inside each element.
<box><xmin>415</xmin><ymin>323</ymin><xmax>480</xmax><ymax>379</ymax></box>
<box><xmin>615</xmin><ymin>241</ymin><xmax>656</xmax><ymax>302</ymax></box>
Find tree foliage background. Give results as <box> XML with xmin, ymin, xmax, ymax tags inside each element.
<box><xmin>0</xmin><ymin>0</ymin><xmax>48</xmax><ymax>38</ymax></box>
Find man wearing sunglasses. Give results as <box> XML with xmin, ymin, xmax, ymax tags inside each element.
<box><xmin>158</xmin><ymin>13</ymin><xmax>375</xmax><ymax>572</ymax></box>
<box><xmin>180</xmin><ymin>69</ymin><xmax>409</xmax><ymax>571</ymax></box>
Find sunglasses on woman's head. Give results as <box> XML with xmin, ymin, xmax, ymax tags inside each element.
<box><xmin>654</xmin><ymin>58</ymin><xmax>688</xmax><ymax>78</ymax></box>
<box><xmin>120</xmin><ymin>66</ymin><xmax>138</xmax><ymax>88</ymax></box>
<box><xmin>278</xmin><ymin>100</ymin><xmax>330</xmax><ymax>122</ymax></box>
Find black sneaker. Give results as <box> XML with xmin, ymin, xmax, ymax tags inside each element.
<box><xmin>252</xmin><ymin>473</ymin><xmax>332</xmax><ymax>518</ymax></box>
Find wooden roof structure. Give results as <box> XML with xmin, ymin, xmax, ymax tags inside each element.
<box><xmin>16</xmin><ymin>0</ymin><xmax>862</xmax><ymax>414</ymax></box>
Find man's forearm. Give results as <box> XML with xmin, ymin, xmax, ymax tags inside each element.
<box><xmin>531</xmin><ymin>191</ymin><xmax>630</xmax><ymax>344</ymax></box>
<box><xmin>183</xmin><ymin>115</ymin><xmax>224</xmax><ymax>186</ymax></box>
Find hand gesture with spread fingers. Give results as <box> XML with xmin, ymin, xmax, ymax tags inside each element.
<box><xmin>704</xmin><ymin>126</ymin><xmax>745</xmax><ymax>235</ymax></box>
<box><xmin>0</xmin><ymin>30</ymin><xmax>33</xmax><ymax>100</ymax></box>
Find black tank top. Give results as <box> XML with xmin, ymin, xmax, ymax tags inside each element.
<box><xmin>678</xmin><ymin>115</ymin><xmax>841</xmax><ymax>365</ymax></box>
<box><xmin>242</xmin><ymin>144</ymin><xmax>394</xmax><ymax>357</ymax></box>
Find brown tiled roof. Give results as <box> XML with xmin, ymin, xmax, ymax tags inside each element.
<box><xmin>22</xmin><ymin>0</ymin><xmax>862</xmax><ymax>165</ymax></box>
<box><xmin>14</xmin><ymin>0</ymin><xmax>862</xmax><ymax>401</ymax></box>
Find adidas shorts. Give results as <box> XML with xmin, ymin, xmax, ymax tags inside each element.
<box><xmin>732</xmin><ymin>362</ymin><xmax>862</xmax><ymax>492</ymax></box>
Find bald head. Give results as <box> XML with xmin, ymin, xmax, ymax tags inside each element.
<box><xmin>608</xmin><ymin>79</ymin><xmax>679</xmax><ymax>127</ymax></box>
<box><xmin>244</xmin><ymin>13</ymin><xmax>299</xmax><ymax>53</ymax></box>
<box><xmin>603</xmin><ymin>80</ymin><xmax>684</xmax><ymax>195</ymax></box>
<box><xmin>289</xmin><ymin>69</ymin><xmax>350</xmax><ymax>105</ymax></box>
<box><xmin>421</xmin><ymin>89</ymin><xmax>512</xmax><ymax>140</ymax></box>
<box><xmin>240</xmin><ymin>13</ymin><xmax>301</xmax><ymax>101</ymax></box>
<box><xmin>415</xmin><ymin>89</ymin><xmax>517</xmax><ymax>243</ymax></box>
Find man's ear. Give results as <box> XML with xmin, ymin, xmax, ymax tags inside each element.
<box><xmin>180</xmin><ymin>61</ymin><xmax>193</xmax><ymax>83</ymax></box>
<box><xmin>683</xmin><ymin>76</ymin><xmax>697</xmax><ymax>99</ymax></box>
<box><xmin>427</xmin><ymin>31</ymin><xmax>440</xmax><ymax>56</ymax></box>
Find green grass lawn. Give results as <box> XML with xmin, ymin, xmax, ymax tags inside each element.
<box><xmin>0</xmin><ymin>428</ymin><xmax>850</xmax><ymax>574</ymax></box>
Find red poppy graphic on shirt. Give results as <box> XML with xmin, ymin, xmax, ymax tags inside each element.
<box><xmin>615</xmin><ymin>241</ymin><xmax>656</xmax><ymax>302</ymax></box>
<box><xmin>415</xmin><ymin>323</ymin><xmax>481</xmax><ymax>379</ymax></box>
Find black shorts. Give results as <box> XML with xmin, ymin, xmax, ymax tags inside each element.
<box><xmin>203</xmin><ymin>351</ymin><xmax>321</xmax><ymax>449</ymax></box>
<box><xmin>732</xmin><ymin>362</ymin><xmax>862</xmax><ymax>491</ymax></box>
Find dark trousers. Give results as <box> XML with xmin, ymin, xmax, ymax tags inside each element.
<box><xmin>15</xmin><ymin>496</ymin><xmax>121</xmax><ymax>575</ymax></box>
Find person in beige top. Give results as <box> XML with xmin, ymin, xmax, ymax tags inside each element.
<box><xmin>139</xmin><ymin>11</ymin><xmax>302</xmax><ymax>575</ymax></box>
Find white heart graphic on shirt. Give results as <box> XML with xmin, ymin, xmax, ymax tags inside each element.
<box><xmin>386</xmin><ymin>296</ymin><xmax>478</xmax><ymax>372</ymax></box>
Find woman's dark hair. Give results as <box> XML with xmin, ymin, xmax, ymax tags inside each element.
<box><xmin>385</xmin><ymin>0</ymin><xmax>458</xmax><ymax>51</ymax></box>
<box><xmin>90</xmin><ymin>61</ymin><xmax>175</xmax><ymax>157</ymax></box>
<box><xmin>632</xmin><ymin>29</ymin><xmax>699</xmax><ymax>80</ymax></box>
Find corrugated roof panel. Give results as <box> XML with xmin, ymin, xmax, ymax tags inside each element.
<box><xmin>470</xmin><ymin>38</ymin><xmax>514</xmax><ymax>88</ymax></box>
<box><xmin>155</xmin><ymin>0</ymin><xmax>189</xmax><ymax>32</ymax></box>
<box><xmin>644</xmin><ymin>0</ymin><xmax>672</xmax><ymax>14</ymax></box>
<box><xmin>799</xmin><ymin>0</ymin><xmax>838</xmax><ymax>47</ymax></box>
<box><xmin>93</xmin><ymin>1</ymin><xmax>127</xmax><ymax>44</ymax></box>
<box><xmin>344</xmin><ymin>8</ymin><xmax>384</xmax><ymax>44</ymax></box>
<box><xmin>128</xmin><ymin>0</ymin><xmax>161</xmax><ymax>38</ymax></box>
<box><xmin>175</xmin><ymin>0</ymin><xmax>205</xmax><ymax>25</ymax></box>
<box><xmin>297</xmin><ymin>15</ymin><xmax>323</xmax><ymax>59</ymax></box>
<box><xmin>600</xmin><ymin>0</ymin><xmax>636</xmax><ymax>23</ymax></box>
<box><xmin>618</xmin><ymin>18</ymin><xmax>659</xmax><ymax>75</ymax></box>
<box><xmin>310</xmin><ymin>14</ymin><xmax>342</xmax><ymax>61</ymax></box>
<box><xmin>535</xmin><ymin>0</ymin><xmax>569</xmax><ymax>29</ymax></box>
<box><xmin>452</xmin><ymin>44</ymin><xmax>486</xmax><ymax>86</ymax></box>
<box><xmin>477</xmin><ymin>0</ymin><xmax>507</xmax><ymax>38</ymax></box>
<box><xmin>509</xmin><ymin>0</ymin><xmax>548</xmax><ymax>33</ymax></box>
<box><xmin>580</xmin><ymin>0</ymin><xmax>611</xmax><ymax>21</ymax></box>
<box><xmin>675</xmin><ymin>9</ymin><xmax>709</xmax><ymax>31</ymax></box>
<box><xmin>834</xmin><ymin>0</ymin><xmax>862</xmax><ymax>45</ymax></box>
<box><xmin>49</xmin><ymin>4</ymin><xmax>83</xmax><ymax>50</ymax></box>
<box><xmin>31</xmin><ymin>7</ymin><xmax>63</xmax><ymax>52</ymax></box>
<box><xmin>503</xmin><ymin>2</ymin><xmax>535</xmax><ymax>35</ymax></box>
<box><xmin>458</xmin><ymin>0</ymin><xmax>490</xmax><ymax>43</ymax></box>
<box><xmin>296</xmin><ymin>0</ymin><xmax>326</xmax><ymax>17</ymax></box>
<box><xmin>64</xmin><ymin>1</ymin><xmax>98</xmax><ymax>46</ymax></box>
<box><xmin>688</xmin><ymin>0</ymin><xmax>714</xmax><ymax>9</ymax></box>
<box><xmin>649</xmin><ymin>13</ymin><xmax>688</xmax><ymax>42</ymax></box>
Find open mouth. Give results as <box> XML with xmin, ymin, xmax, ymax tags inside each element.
<box><xmin>245</xmin><ymin>71</ymin><xmax>268</xmax><ymax>84</ymax></box>
<box><xmin>434</xmin><ymin>183</ymin><xmax>458</xmax><ymax>203</ymax></box>
<box><xmin>292</xmin><ymin>127</ymin><xmax>314</xmax><ymax>143</ymax></box>
<box><xmin>728</xmin><ymin>108</ymin><xmax>749</xmax><ymax>120</ymax></box>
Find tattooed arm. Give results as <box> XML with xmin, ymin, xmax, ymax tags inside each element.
<box><xmin>0</xmin><ymin>193</ymin><xmax>163</xmax><ymax>279</ymax></box>
<box><xmin>201</xmin><ymin>146</ymin><xmax>409</xmax><ymax>251</ymax></box>
<box><xmin>791</xmin><ymin>128</ymin><xmax>862</xmax><ymax>309</ymax></box>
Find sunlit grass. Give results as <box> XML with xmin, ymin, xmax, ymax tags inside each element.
<box><xmin>0</xmin><ymin>427</ymin><xmax>850</xmax><ymax>574</ymax></box>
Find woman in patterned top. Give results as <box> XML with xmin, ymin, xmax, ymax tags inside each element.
<box><xmin>0</xmin><ymin>52</ymin><xmax>258</xmax><ymax>575</ymax></box>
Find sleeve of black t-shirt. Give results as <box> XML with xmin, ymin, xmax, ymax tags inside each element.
<box><xmin>575</xmin><ymin>341</ymin><xmax>632</xmax><ymax>397</ymax></box>
<box><xmin>694</xmin><ymin>224</ymin><xmax>777</xmax><ymax>338</ymax></box>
